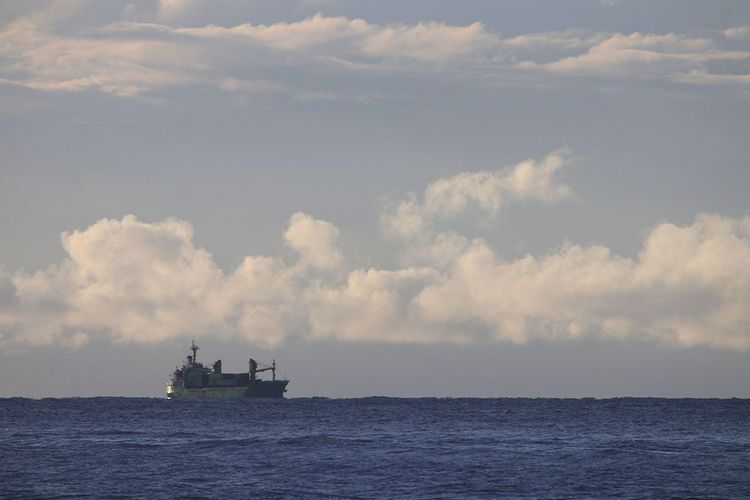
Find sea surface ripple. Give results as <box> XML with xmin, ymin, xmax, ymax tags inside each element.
<box><xmin>1</xmin><ymin>397</ymin><xmax>749</xmax><ymax>498</ymax></box>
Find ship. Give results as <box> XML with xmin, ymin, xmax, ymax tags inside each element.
<box><xmin>166</xmin><ymin>340</ymin><xmax>289</xmax><ymax>399</ymax></box>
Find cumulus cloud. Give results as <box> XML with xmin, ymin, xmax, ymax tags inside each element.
<box><xmin>0</xmin><ymin>4</ymin><xmax>748</xmax><ymax>98</ymax></box>
<box><xmin>307</xmin><ymin>267</ymin><xmax>440</xmax><ymax>343</ymax></box>
<box><xmin>381</xmin><ymin>150</ymin><xmax>572</xmax><ymax>239</ymax></box>
<box><xmin>3</xmin><ymin>152</ymin><xmax>750</xmax><ymax>351</ymax></box>
<box><xmin>3</xmin><ymin>213</ymin><xmax>338</xmax><ymax>348</ymax></box>
<box><xmin>284</xmin><ymin>212</ymin><xmax>343</xmax><ymax>270</ymax></box>
<box><xmin>413</xmin><ymin>214</ymin><xmax>750</xmax><ymax>349</ymax></box>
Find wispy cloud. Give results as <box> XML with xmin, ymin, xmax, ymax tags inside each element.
<box><xmin>725</xmin><ymin>25</ymin><xmax>750</xmax><ymax>41</ymax></box>
<box><xmin>0</xmin><ymin>4</ymin><xmax>748</xmax><ymax>99</ymax></box>
<box><xmin>519</xmin><ymin>32</ymin><xmax>748</xmax><ymax>81</ymax></box>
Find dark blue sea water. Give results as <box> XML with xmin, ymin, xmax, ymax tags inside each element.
<box><xmin>1</xmin><ymin>398</ymin><xmax>749</xmax><ymax>498</ymax></box>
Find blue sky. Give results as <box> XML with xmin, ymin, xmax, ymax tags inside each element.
<box><xmin>1</xmin><ymin>0</ymin><xmax>750</xmax><ymax>397</ymax></box>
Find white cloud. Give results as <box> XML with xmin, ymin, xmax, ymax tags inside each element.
<box><xmin>5</xmin><ymin>214</ymin><xmax>303</xmax><ymax>347</ymax></box>
<box><xmin>499</xmin><ymin>151</ymin><xmax>572</xmax><ymax>202</ymax></box>
<box><xmin>501</xmin><ymin>29</ymin><xmax>604</xmax><ymax>52</ymax></box>
<box><xmin>0</xmin><ymin>11</ymin><xmax>499</xmax><ymax>97</ymax></box>
<box><xmin>284</xmin><ymin>212</ymin><xmax>343</xmax><ymax>270</ymax></box>
<box><xmin>3</xmin><ymin>154</ymin><xmax>750</xmax><ymax>351</ymax></box>
<box><xmin>413</xmin><ymin>214</ymin><xmax>750</xmax><ymax>349</ymax></box>
<box><xmin>178</xmin><ymin>13</ymin><xmax>372</xmax><ymax>51</ymax></box>
<box><xmin>176</xmin><ymin>14</ymin><xmax>498</xmax><ymax>62</ymax></box>
<box><xmin>307</xmin><ymin>267</ymin><xmax>440</xmax><ymax>343</ymax></box>
<box><xmin>0</xmin><ymin>18</ymin><xmax>204</xmax><ymax>97</ymax></box>
<box><xmin>522</xmin><ymin>32</ymin><xmax>748</xmax><ymax>81</ymax></box>
<box><xmin>11</xmin><ymin>215</ymin><xmax>226</xmax><ymax>345</ymax></box>
<box><xmin>382</xmin><ymin>150</ymin><xmax>572</xmax><ymax>239</ymax></box>
<box><xmin>1</xmin><ymin>5</ymin><xmax>747</xmax><ymax>99</ymax></box>
<box><xmin>362</xmin><ymin>21</ymin><xmax>497</xmax><ymax>61</ymax></box>
<box><xmin>724</xmin><ymin>26</ymin><xmax>750</xmax><ymax>41</ymax></box>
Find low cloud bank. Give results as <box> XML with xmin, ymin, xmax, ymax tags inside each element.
<box><xmin>2</xmin><ymin>153</ymin><xmax>749</xmax><ymax>351</ymax></box>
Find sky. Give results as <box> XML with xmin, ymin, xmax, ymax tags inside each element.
<box><xmin>1</xmin><ymin>0</ymin><xmax>750</xmax><ymax>398</ymax></box>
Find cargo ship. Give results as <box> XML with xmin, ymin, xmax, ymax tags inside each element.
<box><xmin>166</xmin><ymin>341</ymin><xmax>289</xmax><ymax>399</ymax></box>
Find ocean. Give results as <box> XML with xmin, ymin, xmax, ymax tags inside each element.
<box><xmin>1</xmin><ymin>397</ymin><xmax>748</xmax><ymax>498</ymax></box>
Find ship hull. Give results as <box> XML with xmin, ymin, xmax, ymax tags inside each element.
<box><xmin>167</xmin><ymin>380</ymin><xmax>288</xmax><ymax>399</ymax></box>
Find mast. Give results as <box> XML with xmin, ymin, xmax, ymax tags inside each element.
<box><xmin>190</xmin><ymin>339</ymin><xmax>199</xmax><ymax>364</ymax></box>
